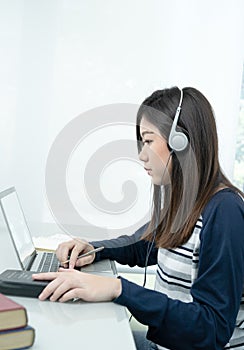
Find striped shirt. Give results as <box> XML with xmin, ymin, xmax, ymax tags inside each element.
<box><xmin>97</xmin><ymin>188</ymin><xmax>244</xmax><ymax>349</ymax></box>
<box><xmin>155</xmin><ymin>217</ymin><xmax>244</xmax><ymax>350</ymax></box>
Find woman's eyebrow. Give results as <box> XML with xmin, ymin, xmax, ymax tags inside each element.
<box><xmin>141</xmin><ymin>131</ymin><xmax>154</xmax><ymax>138</ymax></box>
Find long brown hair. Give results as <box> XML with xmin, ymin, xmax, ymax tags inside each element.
<box><xmin>136</xmin><ymin>87</ymin><xmax>243</xmax><ymax>248</ymax></box>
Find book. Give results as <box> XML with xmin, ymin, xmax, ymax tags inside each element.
<box><xmin>0</xmin><ymin>269</ymin><xmax>49</xmax><ymax>298</ymax></box>
<box><xmin>0</xmin><ymin>293</ymin><xmax>27</xmax><ymax>331</ymax></box>
<box><xmin>0</xmin><ymin>325</ymin><xmax>35</xmax><ymax>349</ymax></box>
<box><xmin>33</xmin><ymin>233</ymin><xmax>72</xmax><ymax>252</ymax></box>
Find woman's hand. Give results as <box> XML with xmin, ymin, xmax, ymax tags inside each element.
<box><xmin>56</xmin><ymin>238</ymin><xmax>95</xmax><ymax>269</ymax></box>
<box><xmin>32</xmin><ymin>269</ymin><xmax>122</xmax><ymax>303</ymax></box>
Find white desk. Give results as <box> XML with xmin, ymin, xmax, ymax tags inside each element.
<box><xmin>0</xmin><ymin>221</ymin><xmax>136</xmax><ymax>350</ymax></box>
<box><xmin>10</xmin><ymin>295</ymin><xmax>135</xmax><ymax>349</ymax></box>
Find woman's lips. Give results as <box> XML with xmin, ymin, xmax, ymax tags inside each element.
<box><xmin>144</xmin><ymin>168</ymin><xmax>152</xmax><ymax>175</ymax></box>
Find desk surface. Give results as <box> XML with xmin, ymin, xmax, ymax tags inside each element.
<box><xmin>0</xmin><ymin>222</ymin><xmax>136</xmax><ymax>350</ymax></box>
<box><xmin>11</xmin><ymin>295</ymin><xmax>135</xmax><ymax>349</ymax></box>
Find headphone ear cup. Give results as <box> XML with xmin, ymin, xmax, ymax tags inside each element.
<box><xmin>168</xmin><ymin>89</ymin><xmax>188</xmax><ymax>152</ymax></box>
<box><xmin>168</xmin><ymin>130</ymin><xmax>188</xmax><ymax>152</ymax></box>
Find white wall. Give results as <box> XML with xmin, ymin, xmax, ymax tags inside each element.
<box><xmin>0</xmin><ymin>0</ymin><xmax>243</xmax><ymax>238</ymax></box>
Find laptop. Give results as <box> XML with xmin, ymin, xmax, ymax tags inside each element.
<box><xmin>0</xmin><ymin>187</ymin><xmax>115</xmax><ymax>275</ymax></box>
<box><xmin>0</xmin><ymin>187</ymin><xmax>60</xmax><ymax>272</ymax></box>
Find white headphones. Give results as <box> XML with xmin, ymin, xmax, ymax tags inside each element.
<box><xmin>168</xmin><ymin>89</ymin><xmax>188</xmax><ymax>152</ymax></box>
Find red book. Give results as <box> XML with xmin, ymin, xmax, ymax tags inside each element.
<box><xmin>0</xmin><ymin>293</ymin><xmax>27</xmax><ymax>331</ymax></box>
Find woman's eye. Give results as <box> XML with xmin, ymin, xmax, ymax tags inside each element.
<box><xmin>143</xmin><ymin>140</ymin><xmax>152</xmax><ymax>145</ymax></box>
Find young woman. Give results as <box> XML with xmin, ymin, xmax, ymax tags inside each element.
<box><xmin>33</xmin><ymin>87</ymin><xmax>244</xmax><ymax>350</ymax></box>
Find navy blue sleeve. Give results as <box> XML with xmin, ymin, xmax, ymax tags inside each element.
<box><xmin>91</xmin><ymin>222</ymin><xmax>158</xmax><ymax>267</ymax></box>
<box><xmin>114</xmin><ymin>191</ymin><xmax>244</xmax><ymax>349</ymax></box>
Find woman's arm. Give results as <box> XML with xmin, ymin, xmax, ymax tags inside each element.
<box><xmin>92</xmin><ymin>222</ymin><xmax>157</xmax><ymax>267</ymax></box>
<box><xmin>114</xmin><ymin>192</ymin><xmax>244</xmax><ymax>349</ymax></box>
<box><xmin>56</xmin><ymin>222</ymin><xmax>158</xmax><ymax>268</ymax></box>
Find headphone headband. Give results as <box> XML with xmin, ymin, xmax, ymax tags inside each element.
<box><xmin>168</xmin><ymin>89</ymin><xmax>188</xmax><ymax>152</ymax></box>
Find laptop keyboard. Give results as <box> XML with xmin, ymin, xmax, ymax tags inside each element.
<box><xmin>37</xmin><ymin>252</ymin><xmax>59</xmax><ymax>272</ymax></box>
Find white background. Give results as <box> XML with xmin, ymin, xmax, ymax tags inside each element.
<box><xmin>0</xmin><ymin>0</ymin><xmax>244</xmax><ymax>237</ymax></box>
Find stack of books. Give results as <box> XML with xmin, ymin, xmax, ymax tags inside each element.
<box><xmin>0</xmin><ymin>293</ymin><xmax>35</xmax><ymax>349</ymax></box>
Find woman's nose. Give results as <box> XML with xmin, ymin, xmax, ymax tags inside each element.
<box><xmin>139</xmin><ymin>146</ymin><xmax>148</xmax><ymax>162</ymax></box>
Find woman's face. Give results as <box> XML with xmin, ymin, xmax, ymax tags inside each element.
<box><xmin>139</xmin><ymin>117</ymin><xmax>172</xmax><ymax>185</ymax></box>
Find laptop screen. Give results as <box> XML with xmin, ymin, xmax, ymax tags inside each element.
<box><xmin>0</xmin><ymin>187</ymin><xmax>35</xmax><ymax>269</ymax></box>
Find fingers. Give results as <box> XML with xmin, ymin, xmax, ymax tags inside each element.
<box><xmin>33</xmin><ymin>269</ymin><xmax>87</xmax><ymax>302</ymax></box>
<box><xmin>68</xmin><ymin>244</ymin><xmax>84</xmax><ymax>269</ymax></box>
<box><xmin>56</xmin><ymin>238</ymin><xmax>93</xmax><ymax>269</ymax></box>
<box><xmin>75</xmin><ymin>254</ymin><xmax>95</xmax><ymax>267</ymax></box>
<box><xmin>33</xmin><ymin>270</ymin><xmax>122</xmax><ymax>303</ymax></box>
<box><xmin>59</xmin><ymin>288</ymin><xmax>85</xmax><ymax>303</ymax></box>
<box><xmin>32</xmin><ymin>272</ymin><xmax>60</xmax><ymax>301</ymax></box>
<box><xmin>48</xmin><ymin>279</ymin><xmax>73</xmax><ymax>302</ymax></box>
<box><xmin>58</xmin><ymin>267</ymin><xmax>72</xmax><ymax>272</ymax></box>
<box><xmin>56</xmin><ymin>240</ymin><xmax>76</xmax><ymax>268</ymax></box>
<box><xmin>34</xmin><ymin>270</ymin><xmax>78</xmax><ymax>301</ymax></box>
<box><xmin>66</xmin><ymin>243</ymin><xmax>95</xmax><ymax>269</ymax></box>
<box><xmin>32</xmin><ymin>272</ymin><xmax>58</xmax><ymax>280</ymax></box>
<box><xmin>39</xmin><ymin>278</ymin><xmax>63</xmax><ymax>301</ymax></box>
